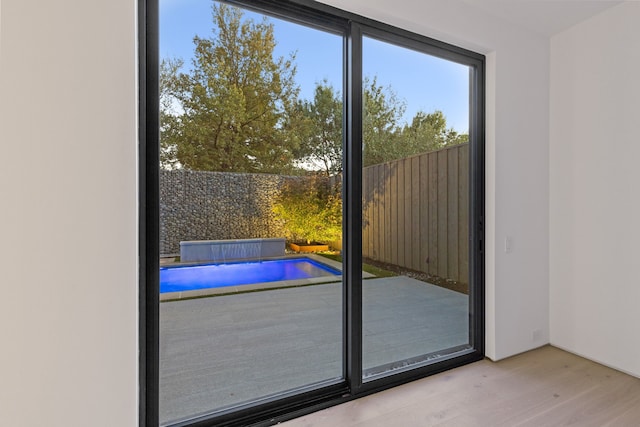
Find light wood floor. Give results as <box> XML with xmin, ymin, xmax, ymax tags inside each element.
<box><xmin>281</xmin><ymin>346</ymin><xmax>640</xmax><ymax>427</ymax></box>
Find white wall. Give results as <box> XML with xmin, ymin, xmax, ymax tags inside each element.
<box><xmin>319</xmin><ymin>0</ymin><xmax>551</xmax><ymax>360</ymax></box>
<box><xmin>0</xmin><ymin>0</ymin><xmax>554</xmax><ymax>425</ymax></box>
<box><xmin>0</xmin><ymin>0</ymin><xmax>138</xmax><ymax>426</ymax></box>
<box><xmin>550</xmin><ymin>2</ymin><xmax>640</xmax><ymax>377</ymax></box>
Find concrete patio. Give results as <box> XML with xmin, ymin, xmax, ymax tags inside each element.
<box><xmin>159</xmin><ymin>276</ymin><xmax>468</xmax><ymax>425</ymax></box>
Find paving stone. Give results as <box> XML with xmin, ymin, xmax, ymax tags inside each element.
<box><xmin>159</xmin><ymin>277</ymin><xmax>468</xmax><ymax>424</ymax></box>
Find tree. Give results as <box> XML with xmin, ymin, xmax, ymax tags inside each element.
<box><xmin>295</xmin><ymin>77</ymin><xmax>467</xmax><ymax>171</ymax></box>
<box><xmin>159</xmin><ymin>57</ymin><xmax>185</xmax><ymax>170</ymax></box>
<box><xmin>293</xmin><ymin>80</ymin><xmax>343</xmax><ymax>176</ymax></box>
<box><xmin>160</xmin><ymin>3</ymin><xmax>300</xmax><ymax>173</ymax></box>
<box><xmin>398</xmin><ymin>110</ymin><xmax>468</xmax><ymax>156</ymax></box>
<box><xmin>293</xmin><ymin>77</ymin><xmax>407</xmax><ymax>172</ymax></box>
<box><xmin>362</xmin><ymin>76</ymin><xmax>406</xmax><ymax>167</ymax></box>
<box><xmin>362</xmin><ymin>79</ymin><xmax>468</xmax><ymax>166</ymax></box>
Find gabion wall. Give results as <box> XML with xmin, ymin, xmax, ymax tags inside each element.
<box><xmin>160</xmin><ymin>170</ymin><xmax>288</xmax><ymax>255</ymax></box>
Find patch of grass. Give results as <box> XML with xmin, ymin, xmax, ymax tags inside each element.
<box><xmin>362</xmin><ymin>257</ymin><xmax>468</xmax><ymax>294</ymax></box>
<box><xmin>317</xmin><ymin>252</ymin><xmax>397</xmax><ymax>278</ymax></box>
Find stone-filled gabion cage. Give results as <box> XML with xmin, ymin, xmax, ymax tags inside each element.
<box><xmin>160</xmin><ymin>170</ymin><xmax>289</xmax><ymax>255</ymax></box>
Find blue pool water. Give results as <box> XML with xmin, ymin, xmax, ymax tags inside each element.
<box><xmin>160</xmin><ymin>258</ymin><xmax>340</xmax><ymax>293</ymax></box>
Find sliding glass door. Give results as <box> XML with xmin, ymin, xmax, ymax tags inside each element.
<box><xmin>361</xmin><ymin>33</ymin><xmax>473</xmax><ymax>380</ymax></box>
<box><xmin>158</xmin><ymin>3</ymin><xmax>345</xmax><ymax>424</ymax></box>
<box><xmin>143</xmin><ymin>1</ymin><xmax>484</xmax><ymax>425</ymax></box>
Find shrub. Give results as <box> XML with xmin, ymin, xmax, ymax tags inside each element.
<box><xmin>273</xmin><ymin>174</ymin><xmax>342</xmax><ymax>245</ymax></box>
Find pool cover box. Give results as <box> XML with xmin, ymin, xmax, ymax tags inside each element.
<box><xmin>180</xmin><ymin>238</ymin><xmax>286</xmax><ymax>262</ymax></box>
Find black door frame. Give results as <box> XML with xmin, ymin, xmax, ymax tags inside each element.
<box><xmin>139</xmin><ymin>1</ymin><xmax>485</xmax><ymax>426</ymax></box>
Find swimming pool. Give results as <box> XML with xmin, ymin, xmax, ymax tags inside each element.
<box><xmin>160</xmin><ymin>258</ymin><xmax>340</xmax><ymax>294</ymax></box>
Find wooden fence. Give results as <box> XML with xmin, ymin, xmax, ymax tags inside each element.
<box><xmin>362</xmin><ymin>143</ymin><xmax>469</xmax><ymax>285</ymax></box>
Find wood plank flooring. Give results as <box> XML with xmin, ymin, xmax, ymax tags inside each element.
<box><xmin>281</xmin><ymin>346</ymin><xmax>640</xmax><ymax>427</ymax></box>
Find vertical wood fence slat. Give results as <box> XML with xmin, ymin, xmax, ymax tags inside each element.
<box><xmin>362</xmin><ymin>143</ymin><xmax>469</xmax><ymax>285</ymax></box>
<box><xmin>383</xmin><ymin>163</ymin><xmax>391</xmax><ymax>264</ymax></box>
<box><xmin>459</xmin><ymin>146</ymin><xmax>469</xmax><ymax>284</ymax></box>
<box><xmin>419</xmin><ymin>154</ymin><xmax>429</xmax><ymax>273</ymax></box>
<box><xmin>377</xmin><ymin>164</ymin><xmax>384</xmax><ymax>263</ymax></box>
<box><xmin>364</xmin><ymin>168</ymin><xmax>370</xmax><ymax>257</ymax></box>
<box><xmin>437</xmin><ymin>149</ymin><xmax>448</xmax><ymax>278</ymax></box>
<box><xmin>428</xmin><ymin>151</ymin><xmax>439</xmax><ymax>276</ymax></box>
<box><xmin>411</xmin><ymin>156</ymin><xmax>421</xmax><ymax>271</ymax></box>
<box><xmin>362</xmin><ymin>168</ymin><xmax>373</xmax><ymax>260</ymax></box>
<box><xmin>447</xmin><ymin>148</ymin><xmax>459</xmax><ymax>282</ymax></box>
<box><xmin>405</xmin><ymin>158</ymin><xmax>414</xmax><ymax>271</ymax></box>
<box><xmin>373</xmin><ymin>165</ymin><xmax>380</xmax><ymax>259</ymax></box>
<box><xmin>390</xmin><ymin>163</ymin><xmax>397</xmax><ymax>265</ymax></box>
<box><xmin>396</xmin><ymin>160</ymin><xmax>405</xmax><ymax>267</ymax></box>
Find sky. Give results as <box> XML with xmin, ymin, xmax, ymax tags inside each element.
<box><xmin>159</xmin><ymin>0</ymin><xmax>469</xmax><ymax>133</ymax></box>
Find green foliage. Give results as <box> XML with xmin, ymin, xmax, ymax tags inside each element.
<box><xmin>293</xmin><ymin>80</ymin><xmax>343</xmax><ymax>176</ymax></box>
<box><xmin>273</xmin><ymin>175</ymin><xmax>342</xmax><ymax>244</ymax></box>
<box><xmin>159</xmin><ymin>2</ymin><xmax>466</xmax><ymax>173</ymax></box>
<box><xmin>362</xmin><ymin>76</ymin><xmax>406</xmax><ymax>166</ymax></box>
<box><xmin>397</xmin><ymin>110</ymin><xmax>468</xmax><ymax>155</ymax></box>
<box><xmin>160</xmin><ymin>3</ymin><xmax>300</xmax><ymax>173</ymax></box>
<box><xmin>362</xmin><ymin>77</ymin><xmax>468</xmax><ymax>166</ymax></box>
<box><xmin>295</xmin><ymin>77</ymin><xmax>468</xmax><ymax>171</ymax></box>
<box><xmin>317</xmin><ymin>253</ymin><xmax>397</xmax><ymax>278</ymax></box>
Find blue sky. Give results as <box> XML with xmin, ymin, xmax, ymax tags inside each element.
<box><xmin>160</xmin><ymin>0</ymin><xmax>469</xmax><ymax>133</ymax></box>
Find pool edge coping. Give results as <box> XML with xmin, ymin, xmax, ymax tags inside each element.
<box><xmin>159</xmin><ymin>254</ymin><xmax>373</xmax><ymax>301</ymax></box>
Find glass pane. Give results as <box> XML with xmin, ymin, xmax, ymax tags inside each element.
<box><xmin>159</xmin><ymin>2</ymin><xmax>343</xmax><ymax>423</ymax></box>
<box><xmin>361</xmin><ymin>36</ymin><xmax>471</xmax><ymax>379</ymax></box>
